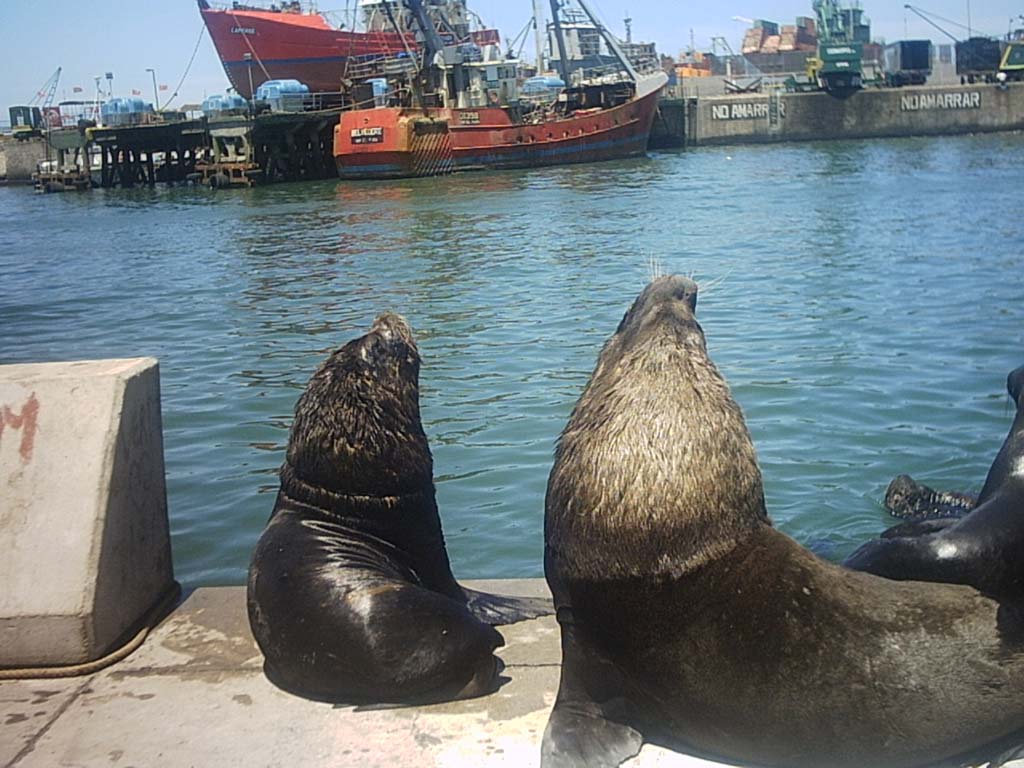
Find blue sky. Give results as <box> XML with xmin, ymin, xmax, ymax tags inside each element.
<box><xmin>0</xmin><ymin>0</ymin><xmax>1019</xmax><ymax>113</ymax></box>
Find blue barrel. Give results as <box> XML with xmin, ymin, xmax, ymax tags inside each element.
<box><xmin>255</xmin><ymin>79</ymin><xmax>310</xmax><ymax>100</ymax></box>
<box><xmin>523</xmin><ymin>76</ymin><xmax>566</xmax><ymax>94</ymax></box>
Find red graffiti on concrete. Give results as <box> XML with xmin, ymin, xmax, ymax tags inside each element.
<box><xmin>0</xmin><ymin>393</ymin><xmax>41</xmax><ymax>463</ymax></box>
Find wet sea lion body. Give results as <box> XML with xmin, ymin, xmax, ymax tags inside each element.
<box><xmin>248</xmin><ymin>313</ymin><xmax>549</xmax><ymax>704</ymax></box>
<box><xmin>846</xmin><ymin>365</ymin><xmax>1024</xmax><ymax>598</ymax></box>
<box><xmin>542</xmin><ymin>277</ymin><xmax>1024</xmax><ymax>768</ymax></box>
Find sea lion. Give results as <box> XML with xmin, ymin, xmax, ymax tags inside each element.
<box><xmin>247</xmin><ymin>313</ymin><xmax>550</xmax><ymax>704</ymax></box>
<box><xmin>542</xmin><ymin>276</ymin><xmax>1024</xmax><ymax>768</ymax></box>
<box><xmin>845</xmin><ymin>365</ymin><xmax>1024</xmax><ymax>598</ymax></box>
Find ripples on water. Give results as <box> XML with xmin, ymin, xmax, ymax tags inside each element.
<box><xmin>1</xmin><ymin>133</ymin><xmax>1022</xmax><ymax>584</ymax></box>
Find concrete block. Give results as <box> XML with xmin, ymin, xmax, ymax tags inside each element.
<box><xmin>0</xmin><ymin>359</ymin><xmax>174</xmax><ymax>667</ymax></box>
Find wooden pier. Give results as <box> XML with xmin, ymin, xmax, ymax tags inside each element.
<box><xmin>90</xmin><ymin>121</ymin><xmax>207</xmax><ymax>188</ymax></box>
<box><xmin>196</xmin><ymin>108</ymin><xmax>343</xmax><ymax>188</ymax></box>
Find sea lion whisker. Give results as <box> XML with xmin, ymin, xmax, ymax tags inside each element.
<box><xmin>699</xmin><ymin>267</ymin><xmax>736</xmax><ymax>295</ymax></box>
<box><xmin>646</xmin><ymin>255</ymin><xmax>665</xmax><ymax>281</ymax></box>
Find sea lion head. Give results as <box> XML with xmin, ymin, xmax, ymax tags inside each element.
<box><xmin>884</xmin><ymin>475</ymin><xmax>920</xmax><ymax>517</ymax></box>
<box><xmin>283</xmin><ymin>313</ymin><xmax>433</xmax><ymax>504</ymax></box>
<box><xmin>546</xmin><ymin>275</ymin><xmax>769</xmax><ymax>581</ymax></box>
<box><xmin>1009</xmin><ymin>365</ymin><xmax>1024</xmax><ymax>408</ymax></box>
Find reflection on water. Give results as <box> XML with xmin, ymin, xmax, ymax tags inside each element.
<box><xmin>1</xmin><ymin>133</ymin><xmax>1023</xmax><ymax>586</ymax></box>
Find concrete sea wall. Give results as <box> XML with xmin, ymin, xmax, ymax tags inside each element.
<box><xmin>0</xmin><ymin>135</ymin><xmax>46</xmax><ymax>181</ymax></box>
<box><xmin>653</xmin><ymin>82</ymin><xmax>1024</xmax><ymax>148</ymax></box>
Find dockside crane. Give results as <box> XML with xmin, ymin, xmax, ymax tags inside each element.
<box><xmin>30</xmin><ymin>67</ymin><xmax>62</xmax><ymax>109</ymax></box>
<box><xmin>902</xmin><ymin>4</ymin><xmax>962</xmax><ymax>43</ymax></box>
<box><xmin>30</xmin><ymin>67</ymin><xmax>63</xmax><ymax>125</ymax></box>
<box><xmin>903</xmin><ymin>4</ymin><xmax>1023</xmax><ymax>81</ymax></box>
<box><xmin>11</xmin><ymin>67</ymin><xmax>61</xmax><ymax>137</ymax></box>
<box><xmin>809</xmin><ymin>0</ymin><xmax>863</xmax><ymax>93</ymax></box>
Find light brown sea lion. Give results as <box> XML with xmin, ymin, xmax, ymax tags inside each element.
<box><xmin>542</xmin><ymin>276</ymin><xmax>1024</xmax><ymax>768</ymax></box>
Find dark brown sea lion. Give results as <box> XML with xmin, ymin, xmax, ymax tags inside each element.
<box><xmin>542</xmin><ymin>276</ymin><xmax>1024</xmax><ymax>768</ymax></box>
<box><xmin>845</xmin><ymin>365</ymin><xmax>1024</xmax><ymax>598</ymax></box>
<box><xmin>247</xmin><ymin>313</ymin><xmax>550</xmax><ymax>704</ymax></box>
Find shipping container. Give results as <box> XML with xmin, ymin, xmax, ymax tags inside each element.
<box><xmin>9</xmin><ymin>106</ymin><xmax>42</xmax><ymax>131</ymax></box>
<box><xmin>956</xmin><ymin>37</ymin><xmax>1002</xmax><ymax>76</ymax></box>
<box><xmin>884</xmin><ymin>40</ymin><xmax>931</xmax><ymax>73</ymax></box>
<box><xmin>884</xmin><ymin>40</ymin><xmax>932</xmax><ymax>85</ymax></box>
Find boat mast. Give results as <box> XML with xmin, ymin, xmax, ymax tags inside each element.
<box><xmin>548</xmin><ymin>0</ymin><xmax>571</xmax><ymax>83</ymax></box>
<box><xmin>533</xmin><ymin>0</ymin><xmax>547</xmax><ymax>73</ymax></box>
<box><xmin>574</xmin><ymin>0</ymin><xmax>639</xmax><ymax>81</ymax></box>
<box><xmin>403</xmin><ymin>0</ymin><xmax>449</xmax><ymax>102</ymax></box>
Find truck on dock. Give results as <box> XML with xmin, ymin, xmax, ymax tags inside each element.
<box><xmin>884</xmin><ymin>40</ymin><xmax>932</xmax><ymax>86</ymax></box>
<box><xmin>956</xmin><ymin>36</ymin><xmax>1004</xmax><ymax>81</ymax></box>
<box><xmin>999</xmin><ymin>31</ymin><xmax>1024</xmax><ymax>82</ymax></box>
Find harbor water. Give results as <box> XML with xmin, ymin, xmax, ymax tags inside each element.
<box><xmin>1</xmin><ymin>133</ymin><xmax>1022</xmax><ymax>586</ymax></box>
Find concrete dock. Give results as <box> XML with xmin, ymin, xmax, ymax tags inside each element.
<box><xmin>1</xmin><ymin>580</ymin><xmax>737</xmax><ymax>768</ymax></box>
<box><xmin>6</xmin><ymin>580</ymin><xmax>1024</xmax><ymax>768</ymax></box>
<box><xmin>650</xmin><ymin>82</ymin><xmax>1024</xmax><ymax>148</ymax></box>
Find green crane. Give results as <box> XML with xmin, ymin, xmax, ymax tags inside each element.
<box><xmin>809</xmin><ymin>0</ymin><xmax>863</xmax><ymax>93</ymax></box>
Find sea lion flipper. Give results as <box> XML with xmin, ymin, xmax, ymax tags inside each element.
<box><xmin>463</xmin><ymin>588</ymin><xmax>554</xmax><ymax>625</ymax></box>
<box><xmin>542</xmin><ymin>701</ymin><xmax>644</xmax><ymax>768</ymax></box>
<box><xmin>541</xmin><ymin>622</ymin><xmax>644</xmax><ymax>768</ymax></box>
<box><xmin>989</xmin><ymin>741</ymin><xmax>1024</xmax><ymax>768</ymax></box>
<box><xmin>885</xmin><ymin>475</ymin><xmax>978</xmax><ymax>521</ymax></box>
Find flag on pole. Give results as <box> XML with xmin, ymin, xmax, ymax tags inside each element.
<box><xmin>159</xmin><ymin>84</ymin><xmax>169</xmax><ymax>91</ymax></box>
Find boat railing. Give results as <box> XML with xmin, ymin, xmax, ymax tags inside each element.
<box><xmin>574</xmin><ymin>65</ymin><xmax>635</xmax><ymax>87</ymax></box>
<box><xmin>343</xmin><ymin>53</ymin><xmax>421</xmax><ymax>82</ymax></box>
<box><xmin>204</xmin><ymin>1</ymin><xmax>306</xmax><ymax>13</ymax></box>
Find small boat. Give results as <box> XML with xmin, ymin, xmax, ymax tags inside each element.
<box><xmin>332</xmin><ymin>0</ymin><xmax>668</xmax><ymax>179</ymax></box>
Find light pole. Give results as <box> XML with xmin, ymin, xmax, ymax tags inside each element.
<box><xmin>94</xmin><ymin>75</ymin><xmax>103</xmax><ymax>126</ymax></box>
<box><xmin>532</xmin><ymin>0</ymin><xmax>546</xmax><ymax>73</ymax></box>
<box><xmin>146</xmin><ymin>68</ymin><xmax>160</xmax><ymax>110</ymax></box>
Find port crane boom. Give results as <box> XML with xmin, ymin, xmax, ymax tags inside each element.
<box><xmin>902</xmin><ymin>4</ymin><xmax>960</xmax><ymax>43</ymax></box>
<box><xmin>30</xmin><ymin>67</ymin><xmax>62</xmax><ymax>110</ymax></box>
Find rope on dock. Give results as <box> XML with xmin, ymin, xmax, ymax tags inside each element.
<box><xmin>0</xmin><ymin>581</ymin><xmax>182</xmax><ymax>681</ymax></box>
<box><xmin>163</xmin><ymin>26</ymin><xmax>207</xmax><ymax>110</ymax></box>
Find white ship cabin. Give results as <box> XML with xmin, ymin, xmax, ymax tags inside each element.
<box><xmin>358</xmin><ymin>0</ymin><xmax>470</xmax><ymax>36</ymax></box>
<box><xmin>444</xmin><ymin>58</ymin><xmax>520</xmax><ymax>109</ymax></box>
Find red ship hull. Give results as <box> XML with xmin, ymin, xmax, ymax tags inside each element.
<box><xmin>334</xmin><ymin>74</ymin><xmax>668</xmax><ymax>179</ymax></box>
<box><xmin>198</xmin><ymin>3</ymin><xmax>409</xmax><ymax>98</ymax></box>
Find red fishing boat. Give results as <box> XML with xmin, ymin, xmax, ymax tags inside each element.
<box><xmin>334</xmin><ymin>74</ymin><xmax>666</xmax><ymax>178</ymax></box>
<box><xmin>333</xmin><ymin>0</ymin><xmax>668</xmax><ymax>179</ymax></box>
<box><xmin>197</xmin><ymin>0</ymin><xmax>500</xmax><ymax>99</ymax></box>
